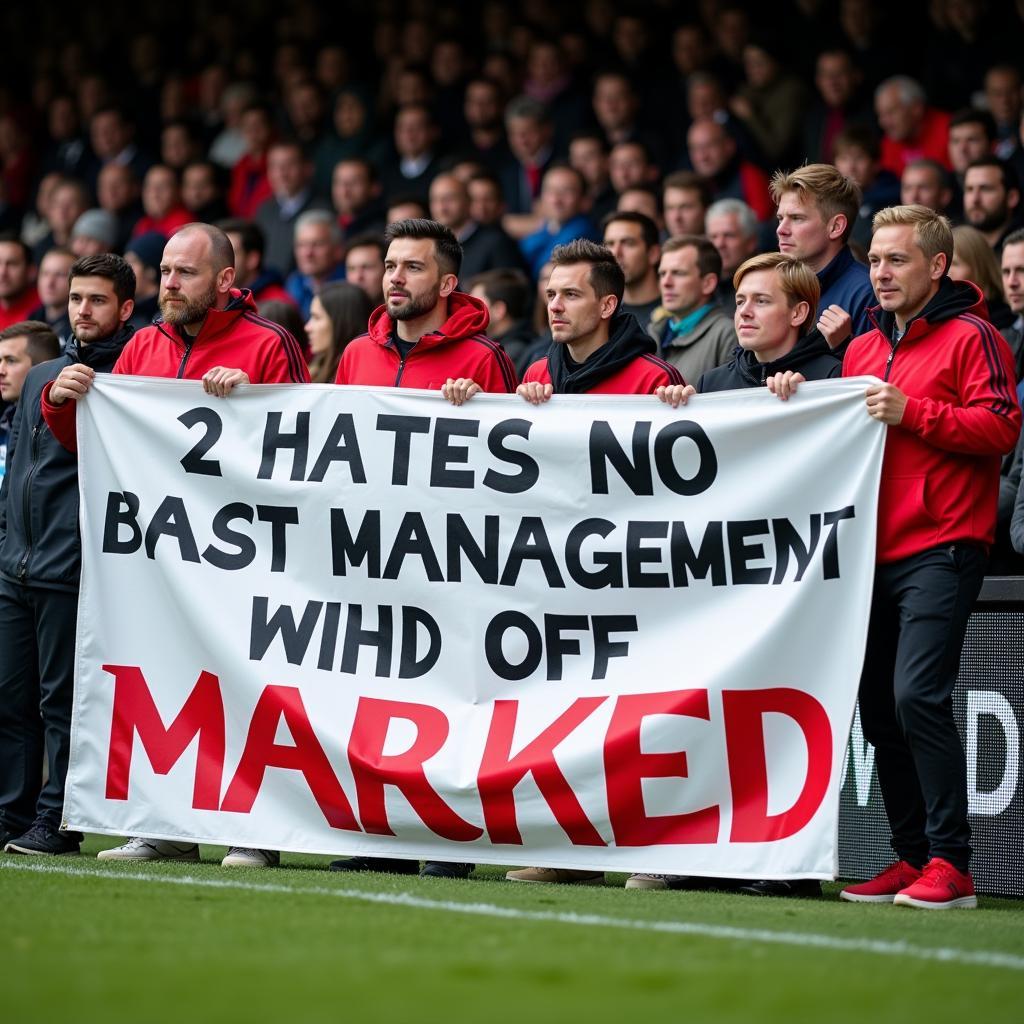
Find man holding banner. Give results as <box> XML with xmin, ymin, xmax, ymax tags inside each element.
<box><xmin>41</xmin><ymin>222</ymin><xmax>308</xmax><ymax>868</ymax></box>
<box><xmin>771</xmin><ymin>205</ymin><xmax>1021</xmax><ymax>909</ymax></box>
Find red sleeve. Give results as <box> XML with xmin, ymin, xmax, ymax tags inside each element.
<box><xmin>900</xmin><ymin>320</ymin><xmax>1021</xmax><ymax>456</ymax></box>
<box><xmin>522</xmin><ymin>359</ymin><xmax>550</xmax><ymax>385</ymax></box>
<box><xmin>476</xmin><ymin>339</ymin><xmax>517</xmax><ymax>393</ymax></box>
<box><xmin>259</xmin><ymin>330</ymin><xmax>310</xmax><ymax>383</ymax></box>
<box><xmin>40</xmin><ymin>381</ymin><xmax>79</xmax><ymax>454</ymax></box>
<box><xmin>740</xmin><ymin>163</ymin><xmax>774</xmax><ymax>222</ymax></box>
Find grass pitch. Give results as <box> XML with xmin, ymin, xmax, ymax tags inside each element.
<box><xmin>2</xmin><ymin>836</ymin><xmax>1022</xmax><ymax>1024</ymax></box>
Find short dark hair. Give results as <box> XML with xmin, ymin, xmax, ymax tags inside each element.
<box><xmin>217</xmin><ymin>218</ymin><xmax>265</xmax><ymax>261</ymax></box>
<box><xmin>345</xmin><ymin>233</ymin><xmax>386</xmax><ymax>260</ymax></box>
<box><xmin>0</xmin><ymin>320</ymin><xmax>61</xmax><ymax>363</ymax></box>
<box><xmin>601</xmin><ymin>210</ymin><xmax>660</xmax><ymax>249</ymax></box>
<box><xmin>661</xmin><ymin>234</ymin><xmax>723</xmax><ymax>278</ymax></box>
<box><xmin>549</xmin><ymin>239</ymin><xmax>625</xmax><ymax>307</ymax></box>
<box><xmin>1003</xmin><ymin>226</ymin><xmax>1024</xmax><ymax>248</ymax></box>
<box><xmin>833</xmin><ymin>125</ymin><xmax>882</xmax><ymax>161</ymax></box>
<box><xmin>69</xmin><ymin>253</ymin><xmax>136</xmax><ymax>304</ymax></box>
<box><xmin>466</xmin><ymin>268</ymin><xmax>531</xmax><ymax>321</ymax></box>
<box><xmin>384</xmin><ymin>218</ymin><xmax>462</xmax><ymax>277</ymax></box>
<box><xmin>337</xmin><ymin>156</ymin><xmax>378</xmax><ymax>184</ymax></box>
<box><xmin>663</xmin><ymin>171</ymin><xmax>712</xmax><ymax>208</ymax></box>
<box><xmin>0</xmin><ymin>232</ymin><xmax>33</xmax><ymax>266</ymax></box>
<box><xmin>965</xmin><ymin>156</ymin><xmax>1020</xmax><ymax>193</ymax></box>
<box><xmin>949</xmin><ymin>107</ymin><xmax>996</xmax><ymax>141</ymax></box>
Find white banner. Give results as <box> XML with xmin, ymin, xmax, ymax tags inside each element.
<box><xmin>65</xmin><ymin>376</ymin><xmax>885</xmax><ymax>879</ymax></box>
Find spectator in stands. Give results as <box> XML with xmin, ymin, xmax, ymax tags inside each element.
<box><xmin>602</xmin><ymin>211</ymin><xmax>660</xmax><ymax>324</ymax></box>
<box><xmin>608</xmin><ymin>140</ymin><xmax>658</xmax><ymax>201</ymax></box>
<box><xmin>285</xmin><ymin>210</ymin><xmax>345</xmax><ymax>318</ymax></box>
<box><xmin>874</xmin><ymin>76</ymin><xmax>952</xmax><ymax>177</ymax></box>
<box><xmin>804</xmin><ymin>48</ymin><xmax>870</xmax><ymax>164</ymax></box>
<box><xmin>256</xmin><ymin>141</ymin><xmax>330</xmax><ymax>276</ymax></box>
<box><xmin>88</xmin><ymin>106</ymin><xmax>152</xmax><ymax>189</ymax></box>
<box><xmin>96</xmin><ymin>163</ymin><xmax>142</xmax><ymax>250</ymax></box>
<box><xmin>181</xmin><ymin>160</ymin><xmax>229</xmax><ymax>223</ymax></box>
<box><xmin>344</xmin><ymin>234</ymin><xmax>386</xmax><ymax>307</ymax></box>
<box><xmin>773</xmin><ymin>205</ymin><xmax>1020</xmax><ymax>910</ymax></box>
<box><xmin>834</xmin><ymin>127</ymin><xmax>901</xmax><ymax>252</ymax></box>
<box><xmin>616</xmin><ymin>186</ymin><xmax>661</xmax><ymax>227</ymax></box>
<box><xmin>569</xmin><ymin>131</ymin><xmax>616</xmax><ymax>224</ymax></box>
<box><xmin>312</xmin><ymin>86</ymin><xmax>377</xmax><ymax>196</ymax></box>
<box><xmin>0</xmin><ymin>321</ymin><xmax>61</xmax><ymax>478</ymax></box>
<box><xmin>468</xmin><ymin>267</ymin><xmax>536</xmax><ymax>378</ymax></box>
<box><xmin>69</xmin><ymin>210</ymin><xmax>119</xmax><ymax>258</ymax></box>
<box><xmin>28</xmin><ymin>248</ymin><xmax>73</xmax><ymax>343</ymax></box>
<box><xmin>686</xmin><ymin>118</ymin><xmax>772</xmax><ymax>222</ymax></box>
<box><xmin>228</xmin><ymin>101</ymin><xmax>274</xmax><ymax>218</ymax></box>
<box><xmin>520</xmin><ymin>165</ymin><xmax>598</xmax><ymax>278</ymax></box>
<box><xmin>123</xmin><ymin>231</ymin><xmax>165</xmax><ymax>330</ymax></box>
<box><xmin>386</xmin><ymin>195</ymin><xmax>428</xmax><ymax>224</ymax></box>
<box><xmin>662</xmin><ymin>172</ymin><xmax>711</xmax><ymax>239</ymax></box>
<box><xmin>331</xmin><ymin>157</ymin><xmax>386</xmax><ymax>242</ymax></box>
<box><xmin>648</xmin><ymin>234</ymin><xmax>736</xmax><ymax>384</ymax></box>
<box><xmin>962</xmin><ymin>157</ymin><xmax>1021</xmax><ymax>252</ymax></box>
<box><xmin>305</xmin><ymin>281</ymin><xmax>372</xmax><ymax>384</ymax></box>
<box><xmin>900</xmin><ymin>159</ymin><xmax>953</xmax><ymax>215</ymax></box>
<box><xmin>32</xmin><ymin>178</ymin><xmax>89</xmax><ymax>265</ymax></box>
<box><xmin>429</xmin><ymin>172</ymin><xmax>524</xmax><ymax>283</ymax></box>
<box><xmin>467</xmin><ymin>172</ymin><xmax>506</xmax><ymax>229</ymax></box>
<box><xmin>705</xmin><ymin>198</ymin><xmax>759</xmax><ymax>314</ymax></box>
<box><xmin>948</xmin><ymin>110</ymin><xmax>996</xmax><ymax>187</ymax></box>
<box><xmin>0</xmin><ymin>257</ymin><xmax>135</xmax><ymax>858</ymax></box>
<box><xmin>591</xmin><ymin>72</ymin><xmax>664</xmax><ymax>170</ymax></box>
<box><xmin>950</xmin><ymin>225</ymin><xmax>1014</xmax><ymax>332</ymax></box>
<box><xmin>502</xmin><ymin>96</ymin><xmax>555</xmax><ymax>217</ymax></box>
<box><xmin>379</xmin><ymin>104</ymin><xmax>443</xmax><ymax>200</ymax></box>
<box><xmin>0</xmin><ymin>236</ymin><xmax>38</xmax><ymax>331</ymax></box>
<box><xmin>462</xmin><ymin>77</ymin><xmax>513</xmax><ymax>172</ymax></box>
<box><xmin>772</xmin><ymin>163</ymin><xmax>876</xmax><ymax>344</ymax></box>
<box><xmin>985</xmin><ymin>65</ymin><xmax>1023</xmax><ymax>162</ymax></box>
<box><xmin>132</xmin><ymin>165</ymin><xmax>192</xmax><ymax>240</ymax></box>
<box><xmin>218</xmin><ymin>218</ymin><xmax>294</xmax><ymax>307</ymax></box>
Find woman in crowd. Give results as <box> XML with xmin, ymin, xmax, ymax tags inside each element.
<box><xmin>305</xmin><ymin>281</ymin><xmax>373</xmax><ymax>384</ymax></box>
<box><xmin>950</xmin><ymin>224</ymin><xmax>1015</xmax><ymax>333</ymax></box>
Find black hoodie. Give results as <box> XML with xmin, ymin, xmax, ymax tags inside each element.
<box><xmin>0</xmin><ymin>325</ymin><xmax>133</xmax><ymax>590</ymax></box>
<box><xmin>696</xmin><ymin>327</ymin><xmax>841</xmax><ymax>393</ymax></box>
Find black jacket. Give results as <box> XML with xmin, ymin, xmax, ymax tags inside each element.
<box><xmin>697</xmin><ymin>329</ymin><xmax>841</xmax><ymax>393</ymax></box>
<box><xmin>0</xmin><ymin>326</ymin><xmax>132</xmax><ymax>591</ymax></box>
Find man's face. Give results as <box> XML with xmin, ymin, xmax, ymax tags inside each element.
<box><xmin>98</xmin><ymin>164</ymin><xmax>137</xmax><ymax>212</ymax></box>
<box><xmin>332</xmin><ymin>162</ymin><xmax>372</xmax><ymax>215</ymax></box>
<box><xmin>395</xmin><ymin>109</ymin><xmax>433</xmax><ymax>158</ymax></box>
<box><xmin>687</xmin><ymin>122</ymin><xmax>732</xmax><ymax>178</ymax></box>
<box><xmin>345</xmin><ymin>244</ymin><xmax>384</xmax><ymax>302</ymax></box>
<box><xmin>240</xmin><ymin>109</ymin><xmax>272</xmax><ymax>154</ymax></box>
<box><xmin>816</xmin><ymin>52</ymin><xmax>856</xmax><ymax>108</ymax></box>
<box><xmin>834</xmin><ymin>145</ymin><xmax>875</xmax><ymax>187</ymax></box>
<box><xmin>593</xmin><ymin>76</ymin><xmax>634</xmax><ymax>131</ymax></box>
<box><xmin>603</xmin><ymin>220</ymin><xmax>653</xmax><ymax>286</ymax></box>
<box><xmin>49</xmin><ymin>184</ymin><xmax>88</xmax><ymax>235</ymax></box>
<box><xmin>658</xmin><ymin>245</ymin><xmax>712</xmax><ymax>317</ymax></box>
<box><xmin>0</xmin><ymin>337</ymin><xmax>32</xmax><ymax>403</ymax></box>
<box><xmin>608</xmin><ymin>144</ymin><xmax>649</xmax><ymax>194</ymax></box>
<box><xmin>734</xmin><ymin>268</ymin><xmax>802</xmax><ymax>357</ymax></box>
<box><xmin>464</xmin><ymin>82</ymin><xmax>500</xmax><ymax>129</ymax></box>
<box><xmin>986</xmin><ymin>68</ymin><xmax>1022</xmax><ymax>126</ymax></box>
<box><xmin>37</xmin><ymin>251</ymin><xmax>73</xmax><ymax>308</ymax></box>
<box><xmin>383</xmin><ymin>237</ymin><xmax>448</xmax><ymax>321</ymax></box>
<box><xmin>948</xmin><ymin>123</ymin><xmax>991</xmax><ymax>176</ymax></box>
<box><xmin>663</xmin><ymin>186</ymin><xmax>706</xmax><ymax>236</ymax></box>
<box><xmin>182</xmin><ymin>165</ymin><xmax>217</xmax><ymax>211</ymax></box>
<box><xmin>142</xmin><ymin>166</ymin><xmax>179</xmax><ymax>219</ymax></box>
<box><xmin>429</xmin><ymin>175</ymin><xmax>470</xmax><ymax>229</ymax></box>
<box><xmin>159</xmin><ymin>232</ymin><xmax>221</xmax><ymax>326</ymax></box>
<box><xmin>900</xmin><ymin>165</ymin><xmax>948</xmax><ymax>211</ymax></box>
<box><xmin>507</xmin><ymin>116</ymin><xmax>548</xmax><ymax>164</ymax></box>
<box><xmin>569</xmin><ymin>138</ymin><xmax>607</xmax><ymax>189</ymax></box>
<box><xmin>706</xmin><ymin>213</ymin><xmax>756</xmax><ymax>276</ymax></box>
<box><xmin>868</xmin><ymin>224</ymin><xmax>942</xmax><ymax>322</ymax></box>
<box><xmin>468</xmin><ymin>179</ymin><xmax>502</xmax><ymax>225</ymax></box>
<box><xmin>293</xmin><ymin>223</ymin><xmax>339</xmax><ymax>278</ymax></box>
<box><xmin>0</xmin><ymin>242</ymin><xmax>30</xmax><ymax>300</ymax></box>
<box><xmin>776</xmin><ymin>192</ymin><xmax>833</xmax><ymax>264</ymax></box>
<box><xmin>546</xmin><ymin>262</ymin><xmax>608</xmax><ymax>344</ymax></box>
<box><xmin>1002</xmin><ymin>242</ymin><xmax>1024</xmax><ymax>314</ymax></box>
<box><xmin>70</xmin><ymin>274</ymin><xmax>129</xmax><ymax>342</ymax></box>
<box><xmin>875</xmin><ymin>85</ymin><xmax>920</xmax><ymax>142</ymax></box>
<box><xmin>541</xmin><ymin>169</ymin><xmax>583</xmax><ymax>224</ymax></box>
<box><xmin>90</xmin><ymin>111</ymin><xmax>128</xmax><ymax>160</ymax></box>
<box><xmin>267</xmin><ymin>146</ymin><xmax>307</xmax><ymax>198</ymax></box>
<box><xmin>964</xmin><ymin>166</ymin><xmax>1016</xmax><ymax>232</ymax></box>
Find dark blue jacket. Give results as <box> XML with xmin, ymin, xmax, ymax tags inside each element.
<box><xmin>818</xmin><ymin>246</ymin><xmax>875</xmax><ymax>342</ymax></box>
<box><xmin>0</xmin><ymin>326</ymin><xmax>132</xmax><ymax>591</ymax></box>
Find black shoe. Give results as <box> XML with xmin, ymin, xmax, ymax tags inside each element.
<box><xmin>4</xmin><ymin>822</ymin><xmax>82</xmax><ymax>856</ymax></box>
<box><xmin>420</xmin><ymin>861</ymin><xmax>474</xmax><ymax>879</ymax></box>
<box><xmin>738</xmin><ymin>878</ymin><xmax>822</xmax><ymax>898</ymax></box>
<box><xmin>328</xmin><ymin>856</ymin><xmax>418</xmax><ymax>874</ymax></box>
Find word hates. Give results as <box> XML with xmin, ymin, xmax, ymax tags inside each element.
<box><xmin>102</xmin><ymin>664</ymin><xmax>833</xmax><ymax>847</ymax></box>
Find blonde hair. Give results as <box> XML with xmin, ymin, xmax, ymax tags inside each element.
<box><xmin>770</xmin><ymin>164</ymin><xmax>862</xmax><ymax>242</ymax></box>
<box><xmin>951</xmin><ymin>224</ymin><xmax>1005</xmax><ymax>305</ymax></box>
<box><xmin>872</xmin><ymin>204</ymin><xmax>954</xmax><ymax>268</ymax></box>
<box><xmin>733</xmin><ymin>253</ymin><xmax>821</xmax><ymax>337</ymax></box>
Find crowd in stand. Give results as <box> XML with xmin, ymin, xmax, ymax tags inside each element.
<box><xmin>1</xmin><ymin>0</ymin><xmax>1023</xmax><ymax>909</ymax></box>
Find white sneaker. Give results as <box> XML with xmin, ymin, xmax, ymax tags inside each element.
<box><xmin>97</xmin><ymin>837</ymin><xmax>200</xmax><ymax>862</ymax></box>
<box><xmin>624</xmin><ymin>873</ymin><xmax>685</xmax><ymax>890</ymax></box>
<box><xmin>221</xmin><ymin>847</ymin><xmax>280</xmax><ymax>868</ymax></box>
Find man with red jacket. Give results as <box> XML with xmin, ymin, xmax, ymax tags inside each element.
<box><xmin>331</xmin><ymin>217</ymin><xmax>515</xmax><ymax>879</ymax></box>
<box><xmin>771</xmin><ymin>205</ymin><xmax>1020</xmax><ymax>908</ymax></box>
<box><xmin>42</xmin><ymin>222</ymin><xmax>308</xmax><ymax>868</ymax></box>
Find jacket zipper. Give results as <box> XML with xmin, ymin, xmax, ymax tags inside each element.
<box><xmin>177</xmin><ymin>338</ymin><xmax>194</xmax><ymax>378</ymax></box>
<box><xmin>883</xmin><ymin>338</ymin><xmax>901</xmax><ymax>381</ymax></box>
<box><xmin>17</xmin><ymin>424</ymin><xmax>41</xmax><ymax>580</ymax></box>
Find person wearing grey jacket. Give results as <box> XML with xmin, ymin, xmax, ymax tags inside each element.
<box><xmin>648</xmin><ymin>235</ymin><xmax>737</xmax><ymax>384</ymax></box>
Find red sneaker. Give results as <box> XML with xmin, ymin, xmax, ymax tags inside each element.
<box><xmin>839</xmin><ymin>861</ymin><xmax>922</xmax><ymax>903</ymax></box>
<box><xmin>893</xmin><ymin>857</ymin><xmax>977</xmax><ymax>910</ymax></box>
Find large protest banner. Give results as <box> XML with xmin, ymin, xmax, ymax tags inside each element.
<box><xmin>64</xmin><ymin>376</ymin><xmax>885</xmax><ymax>879</ymax></box>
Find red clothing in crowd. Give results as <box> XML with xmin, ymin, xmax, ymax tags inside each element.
<box><xmin>0</xmin><ymin>287</ymin><xmax>41</xmax><ymax>331</ymax></box>
<box><xmin>879</xmin><ymin>108</ymin><xmax>953</xmax><ymax>177</ymax></box>
<box><xmin>228</xmin><ymin>153</ymin><xmax>272</xmax><ymax>219</ymax></box>
<box><xmin>131</xmin><ymin>207</ymin><xmax>194</xmax><ymax>239</ymax></box>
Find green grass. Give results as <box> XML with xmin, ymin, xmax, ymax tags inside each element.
<box><xmin>2</xmin><ymin>835</ymin><xmax>1022</xmax><ymax>1024</ymax></box>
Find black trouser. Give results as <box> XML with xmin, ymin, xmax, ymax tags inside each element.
<box><xmin>858</xmin><ymin>543</ymin><xmax>986</xmax><ymax>873</ymax></box>
<box><xmin>0</xmin><ymin>576</ymin><xmax>78</xmax><ymax>834</ymax></box>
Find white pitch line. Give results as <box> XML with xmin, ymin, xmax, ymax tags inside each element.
<box><xmin>3</xmin><ymin>859</ymin><xmax>1022</xmax><ymax>973</ymax></box>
